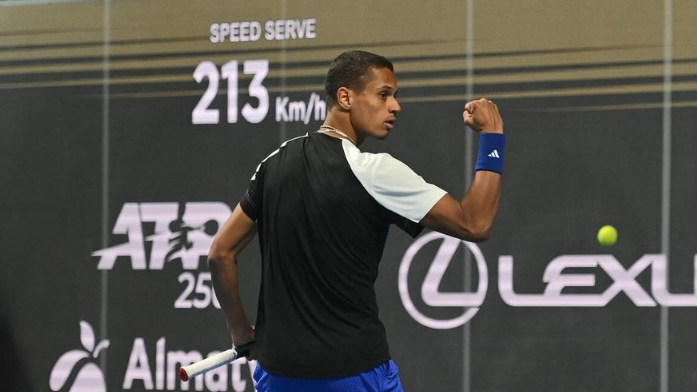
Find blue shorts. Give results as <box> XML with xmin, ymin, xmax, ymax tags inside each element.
<box><xmin>253</xmin><ymin>360</ymin><xmax>405</xmax><ymax>392</ymax></box>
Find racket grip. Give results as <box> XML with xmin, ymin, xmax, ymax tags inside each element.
<box><xmin>178</xmin><ymin>341</ymin><xmax>254</xmax><ymax>382</ymax></box>
<box><xmin>179</xmin><ymin>349</ymin><xmax>236</xmax><ymax>381</ymax></box>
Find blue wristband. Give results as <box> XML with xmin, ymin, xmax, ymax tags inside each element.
<box><xmin>475</xmin><ymin>133</ymin><xmax>506</xmax><ymax>174</ymax></box>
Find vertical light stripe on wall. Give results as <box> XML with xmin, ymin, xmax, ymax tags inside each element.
<box><xmin>100</xmin><ymin>0</ymin><xmax>111</xmax><ymax>376</ymax></box>
<box><xmin>463</xmin><ymin>1</ymin><xmax>475</xmax><ymax>391</ymax></box>
<box><xmin>279</xmin><ymin>0</ymin><xmax>288</xmax><ymax>144</ymax></box>
<box><xmin>660</xmin><ymin>0</ymin><xmax>673</xmax><ymax>391</ymax></box>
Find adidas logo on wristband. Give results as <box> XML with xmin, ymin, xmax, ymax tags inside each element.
<box><xmin>476</xmin><ymin>133</ymin><xmax>505</xmax><ymax>174</ymax></box>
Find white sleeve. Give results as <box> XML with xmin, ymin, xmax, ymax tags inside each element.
<box><xmin>342</xmin><ymin>140</ymin><xmax>447</xmax><ymax>222</ymax></box>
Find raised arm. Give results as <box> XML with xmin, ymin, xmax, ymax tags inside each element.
<box><xmin>208</xmin><ymin>203</ymin><xmax>257</xmax><ymax>350</ymax></box>
<box><xmin>420</xmin><ymin>98</ymin><xmax>504</xmax><ymax>242</ymax></box>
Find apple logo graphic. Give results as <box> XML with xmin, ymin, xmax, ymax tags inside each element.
<box><xmin>49</xmin><ymin>321</ymin><xmax>110</xmax><ymax>392</ymax></box>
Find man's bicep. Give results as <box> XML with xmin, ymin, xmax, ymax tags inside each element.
<box><xmin>209</xmin><ymin>203</ymin><xmax>257</xmax><ymax>259</ymax></box>
<box><xmin>419</xmin><ymin>193</ymin><xmax>469</xmax><ymax>239</ymax></box>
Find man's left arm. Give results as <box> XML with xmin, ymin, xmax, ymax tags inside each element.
<box><xmin>208</xmin><ymin>203</ymin><xmax>257</xmax><ymax>352</ymax></box>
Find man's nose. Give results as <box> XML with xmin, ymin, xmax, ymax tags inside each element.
<box><xmin>391</xmin><ymin>98</ymin><xmax>401</xmax><ymax>114</ymax></box>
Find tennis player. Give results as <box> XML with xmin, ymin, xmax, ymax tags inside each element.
<box><xmin>209</xmin><ymin>50</ymin><xmax>505</xmax><ymax>392</ymax></box>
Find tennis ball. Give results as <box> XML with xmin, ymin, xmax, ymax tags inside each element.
<box><xmin>597</xmin><ymin>225</ymin><xmax>618</xmax><ymax>246</ymax></box>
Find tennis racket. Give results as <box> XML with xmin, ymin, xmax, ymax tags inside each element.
<box><xmin>179</xmin><ymin>341</ymin><xmax>254</xmax><ymax>381</ymax></box>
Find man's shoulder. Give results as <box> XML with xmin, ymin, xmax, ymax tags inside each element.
<box><xmin>342</xmin><ymin>144</ymin><xmax>411</xmax><ymax>178</ymax></box>
<box><xmin>254</xmin><ymin>133</ymin><xmax>310</xmax><ymax>164</ymax></box>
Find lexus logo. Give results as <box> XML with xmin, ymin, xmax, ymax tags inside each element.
<box><xmin>398</xmin><ymin>232</ymin><xmax>488</xmax><ymax>329</ymax></box>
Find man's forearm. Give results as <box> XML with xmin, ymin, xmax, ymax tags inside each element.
<box><xmin>209</xmin><ymin>252</ymin><xmax>254</xmax><ymax>345</ymax></box>
<box><xmin>460</xmin><ymin>170</ymin><xmax>501</xmax><ymax>239</ymax></box>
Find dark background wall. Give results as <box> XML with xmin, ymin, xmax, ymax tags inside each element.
<box><xmin>1</xmin><ymin>0</ymin><xmax>696</xmax><ymax>391</ymax></box>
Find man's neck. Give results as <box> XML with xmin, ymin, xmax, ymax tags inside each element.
<box><xmin>322</xmin><ymin>110</ymin><xmax>362</xmax><ymax>146</ymax></box>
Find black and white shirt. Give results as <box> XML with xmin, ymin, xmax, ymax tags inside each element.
<box><xmin>240</xmin><ymin>131</ymin><xmax>446</xmax><ymax>378</ymax></box>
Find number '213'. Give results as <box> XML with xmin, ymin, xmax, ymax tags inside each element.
<box><xmin>192</xmin><ymin>60</ymin><xmax>269</xmax><ymax>125</ymax></box>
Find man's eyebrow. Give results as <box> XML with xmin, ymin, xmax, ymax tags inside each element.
<box><xmin>378</xmin><ymin>85</ymin><xmax>396</xmax><ymax>90</ymax></box>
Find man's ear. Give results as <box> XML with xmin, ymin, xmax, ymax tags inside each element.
<box><xmin>337</xmin><ymin>87</ymin><xmax>352</xmax><ymax>110</ymax></box>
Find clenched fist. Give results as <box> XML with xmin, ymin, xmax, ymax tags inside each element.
<box><xmin>463</xmin><ymin>98</ymin><xmax>504</xmax><ymax>134</ymax></box>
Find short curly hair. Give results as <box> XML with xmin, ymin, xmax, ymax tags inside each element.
<box><xmin>324</xmin><ymin>50</ymin><xmax>394</xmax><ymax>109</ymax></box>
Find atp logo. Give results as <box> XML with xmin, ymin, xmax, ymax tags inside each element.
<box><xmin>50</xmin><ymin>321</ymin><xmax>110</xmax><ymax>392</ymax></box>
<box><xmin>92</xmin><ymin>202</ymin><xmax>230</xmax><ymax>270</ymax></box>
<box><xmin>398</xmin><ymin>232</ymin><xmax>488</xmax><ymax>329</ymax></box>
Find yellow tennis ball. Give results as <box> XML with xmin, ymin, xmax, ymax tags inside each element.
<box><xmin>597</xmin><ymin>225</ymin><xmax>618</xmax><ymax>246</ymax></box>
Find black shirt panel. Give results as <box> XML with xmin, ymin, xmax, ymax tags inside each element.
<box><xmin>239</xmin><ymin>132</ymin><xmax>443</xmax><ymax>378</ymax></box>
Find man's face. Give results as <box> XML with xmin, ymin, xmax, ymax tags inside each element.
<box><xmin>349</xmin><ymin>67</ymin><xmax>401</xmax><ymax>140</ymax></box>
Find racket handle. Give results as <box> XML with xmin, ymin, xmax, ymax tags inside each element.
<box><xmin>179</xmin><ymin>342</ymin><xmax>254</xmax><ymax>381</ymax></box>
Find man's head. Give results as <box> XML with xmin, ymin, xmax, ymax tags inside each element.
<box><xmin>325</xmin><ymin>51</ymin><xmax>394</xmax><ymax>109</ymax></box>
<box><xmin>324</xmin><ymin>51</ymin><xmax>401</xmax><ymax>141</ymax></box>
